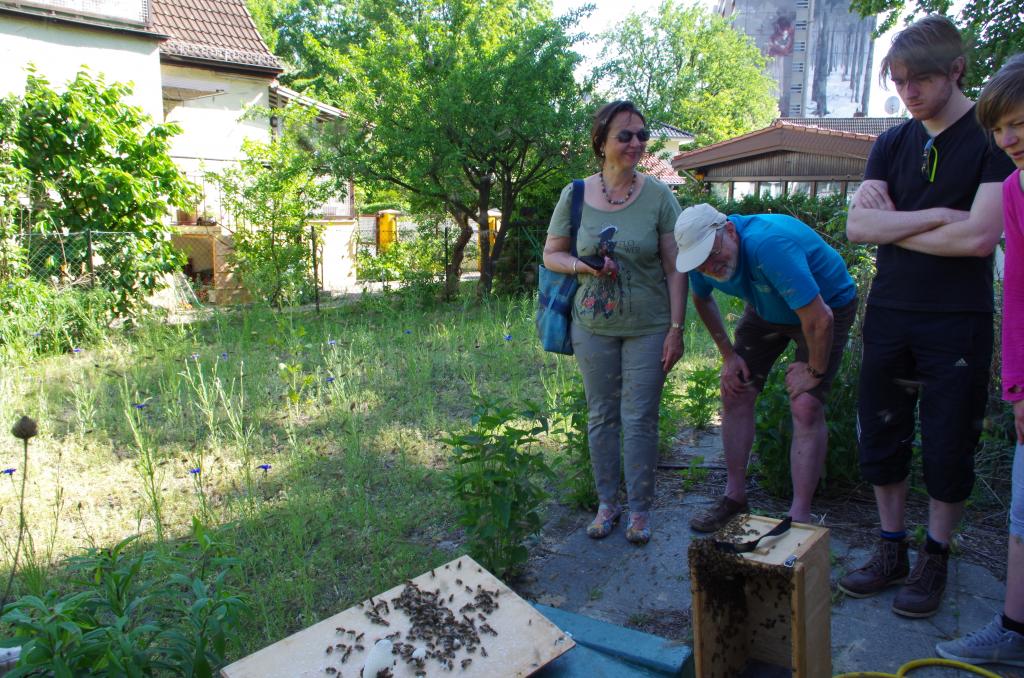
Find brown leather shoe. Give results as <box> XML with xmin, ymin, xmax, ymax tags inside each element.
<box><xmin>837</xmin><ymin>538</ymin><xmax>909</xmax><ymax>598</ymax></box>
<box><xmin>689</xmin><ymin>496</ymin><xmax>748</xmax><ymax>533</ymax></box>
<box><xmin>892</xmin><ymin>544</ymin><xmax>948</xmax><ymax>618</ymax></box>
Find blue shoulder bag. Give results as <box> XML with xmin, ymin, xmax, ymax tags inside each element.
<box><xmin>536</xmin><ymin>179</ymin><xmax>584</xmax><ymax>355</ymax></box>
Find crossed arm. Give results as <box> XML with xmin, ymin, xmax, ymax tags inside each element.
<box><xmin>846</xmin><ymin>179</ymin><xmax>1004</xmax><ymax>257</ymax></box>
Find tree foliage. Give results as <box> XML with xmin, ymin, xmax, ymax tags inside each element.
<box><xmin>254</xmin><ymin>0</ymin><xmax>592</xmax><ymax>299</ymax></box>
<box><xmin>207</xmin><ymin>104</ymin><xmax>346</xmax><ymax>308</ymax></box>
<box><xmin>848</xmin><ymin>0</ymin><xmax>1024</xmax><ymax>95</ymax></box>
<box><xmin>596</xmin><ymin>0</ymin><xmax>778</xmax><ymax>145</ymax></box>
<box><xmin>3</xmin><ymin>69</ymin><xmax>197</xmax><ymax>318</ymax></box>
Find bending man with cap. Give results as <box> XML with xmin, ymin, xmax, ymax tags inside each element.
<box><xmin>676</xmin><ymin>204</ymin><xmax>858</xmax><ymax>531</ymax></box>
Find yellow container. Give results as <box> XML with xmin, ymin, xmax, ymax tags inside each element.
<box><xmin>376</xmin><ymin>210</ymin><xmax>399</xmax><ymax>252</ymax></box>
<box><xmin>479</xmin><ymin>211</ymin><xmax>500</xmax><ymax>270</ymax></box>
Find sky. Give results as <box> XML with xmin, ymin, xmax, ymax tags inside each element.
<box><xmin>551</xmin><ymin>0</ymin><xmax>969</xmax><ymax>118</ymax></box>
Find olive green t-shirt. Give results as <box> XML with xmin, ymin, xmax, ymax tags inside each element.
<box><xmin>547</xmin><ymin>177</ymin><xmax>680</xmax><ymax>337</ymax></box>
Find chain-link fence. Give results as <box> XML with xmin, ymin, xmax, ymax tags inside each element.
<box><xmin>18</xmin><ymin>230</ymin><xmax>127</xmax><ymax>288</ymax></box>
<box><xmin>12</xmin><ymin>230</ymin><xmax>207</xmax><ymax>308</ymax></box>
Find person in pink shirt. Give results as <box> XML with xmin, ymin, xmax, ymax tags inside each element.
<box><xmin>935</xmin><ymin>54</ymin><xmax>1024</xmax><ymax>668</ymax></box>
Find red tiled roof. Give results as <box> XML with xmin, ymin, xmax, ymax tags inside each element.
<box><xmin>676</xmin><ymin>119</ymin><xmax>876</xmax><ymax>163</ymax></box>
<box><xmin>150</xmin><ymin>0</ymin><xmax>281</xmax><ymax>73</ymax></box>
<box><xmin>639</xmin><ymin>154</ymin><xmax>687</xmax><ymax>185</ymax></box>
<box><xmin>779</xmin><ymin>117</ymin><xmax>904</xmax><ymax>137</ymax></box>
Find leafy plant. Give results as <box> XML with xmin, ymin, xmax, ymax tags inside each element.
<box><xmin>1</xmin><ymin>527</ymin><xmax>244</xmax><ymax>677</ymax></box>
<box><xmin>207</xmin><ymin>103</ymin><xmax>346</xmax><ymax>308</ymax></box>
<box><xmin>679</xmin><ymin>455</ymin><xmax>709</xmax><ymax>492</ymax></box>
<box><xmin>548</xmin><ymin>381</ymin><xmax>597</xmax><ymax>511</ymax></box>
<box><xmin>680</xmin><ymin>364</ymin><xmax>720</xmax><ymax>431</ymax></box>
<box><xmin>444</xmin><ymin>397</ymin><xmax>554</xmax><ymax>578</ymax></box>
<box><xmin>355</xmin><ymin>223</ymin><xmax>446</xmax><ymax>305</ymax></box>
<box><xmin>6</xmin><ymin>68</ymin><xmax>197</xmax><ymax>318</ymax></box>
<box><xmin>658</xmin><ymin>377</ymin><xmax>688</xmax><ymax>454</ymax></box>
<box><xmin>0</xmin><ymin>278</ymin><xmax>115</xmax><ymax>361</ymax></box>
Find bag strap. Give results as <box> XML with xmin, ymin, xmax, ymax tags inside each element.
<box><xmin>569</xmin><ymin>178</ymin><xmax>584</xmax><ymax>257</ymax></box>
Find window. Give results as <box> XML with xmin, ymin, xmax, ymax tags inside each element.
<box><xmin>788</xmin><ymin>181</ymin><xmax>813</xmax><ymax>196</ymax></box>
<box><xmin>733</xmin><ymin>182</ymin><xmax>756</xmax><ymax>200</ymax></box>
<box><xmin>759</xmin><ymin>182</ymin><xmax>783</xmax><ymax>198</ymax></box>
<box><xmin>846</xmin><ymin>181</ymin><xmax>862</xmax><ymax>204</ymax></box>
<box><xmin>816</xmin><ymin>181</ymin><xmax>841</xmax><ymax>197</ymax></box>
<box><xmin>709</xmin><ymin>183</ymin><xmax>730</xmax><ymax>201</ymax></box>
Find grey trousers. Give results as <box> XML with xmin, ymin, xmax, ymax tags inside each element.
<box><xmin>571</xmin><ymin>324</ymin><xmax>668</xmax><ymax>513</ymax></box>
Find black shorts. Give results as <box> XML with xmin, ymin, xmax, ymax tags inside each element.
<box><xmin>856</xmin><ymin>306</ymin><xmax>993</xmax><ymax>502</ymax></box>
<box><xmin>733</xmin><ymin>298</ymin><xmax>857</xmax><ymax>403</ymax></box>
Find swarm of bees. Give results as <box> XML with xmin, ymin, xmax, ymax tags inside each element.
<box><xmin>325</xmin><ymin>575</ymin><xmax>504</xmax><ymax>676</ymax></box>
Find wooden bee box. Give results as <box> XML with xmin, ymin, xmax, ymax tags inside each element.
<box><xmin>221</xmin><ymin>555</ymin><xmax>574</xmax><ymax>677</ymax></box>
<box><xmin>688</xmin><ymin>515</ymin><xmax>830</xmax><ymax>678</ymax></box>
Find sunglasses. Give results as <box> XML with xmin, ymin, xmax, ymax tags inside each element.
<box><xmin>921</xmin><ymin>137</ymin><xmax>938</xmax><ymax>182</ymax></box>
<box><xmin>615</xmin><ymin>128</ymin><xmax>651</xmax><ymax>143</ymax></box>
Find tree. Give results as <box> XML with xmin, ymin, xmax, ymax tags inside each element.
<box><xmin>318</xmin><ymin>0</ymin><xmax>591</xmax><ymax>298</ymax></box>
<box><xmin>848</xmin><ymin>0</ymin><xmax>1024</xmax><ymax>94</ymax></box>
<box><xmin>8</xmin><ymin>69</ymin><xmax>197</xmax><ymax>318</ymax></box>
<box><xmin>207</xmin><ymin>104</ymin><xmax>347</xmax><ymax>307</ymax></box>
<box><xmin>596</xmin><ymin>0</ymin><xmax>778</xmax><ymax>146</ymax></box>
<box><xmin>0</xmin><ymin>96</ymin><xmax>28</xmax><ymax>281</ymax></box>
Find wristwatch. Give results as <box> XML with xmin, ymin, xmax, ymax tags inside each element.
<box><xmin>806</xmin><ymin>364</ymin><xmax>825</xmax><ymax>379</ymax></box>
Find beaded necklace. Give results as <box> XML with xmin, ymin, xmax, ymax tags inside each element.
<box><xmin>599</xmin><ymin>170</ymin><xmax>637</xmax><ymax>205</ymax></box>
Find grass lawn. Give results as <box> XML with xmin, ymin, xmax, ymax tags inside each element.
<box><xmin>0</xmin><ymin>286</ymin><xmax>737</xmax><ymax>663</ymax></box>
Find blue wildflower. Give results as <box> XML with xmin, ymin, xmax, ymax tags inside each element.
<box><xmin>190</xmin><ymin>353</ymin><xmax>200</xmax><ymax>360</ymax></box>
<box><xmin>220</xmin><ymin>352</ymin><xmax>229</xmax><ymax>359</ymax></box>
<box><xmin>504</xmin><ymin>334</ymin><xmax>513</xmax><ymax>342</ymax></box>
<box><xmin>326</xmin><ymin>376</ymin><xmax>335</xmax><ymax>384</ymax></box>
<box><xmin>258</xmin><ymin>464</ymin><xmax>271</xmax><ymax>473</ymax></box>
<box><xmin>328</xmin><ymin>339</ymin><xmax>337</xmax><ymax>346</ymax></box>
<box><xmin>32</xmin><ymin>332</ymin><xmax>41</xmax><ymax>337</ymax></box>
<box><xmin>133</xmin><ymin>403</ymin><xmax>146</xmax><ymax>410</ymax></box>
<box><xmin>189</xmin><ymin>467</ymin><xmax>201</xmax><ymax>475</ymax></box>
<box><xmin>72</xmin><ymin>347</ymin><xmax>82</xmax><ymax>353</ymax></box>
<box><xmin>2</xmin><ymin>468</ymin><xmax>14</xmax><ymax>475</ymax></box>
<box><xmin>404</xmin><ymin>330</ymin><xmax>412</xmax><ymax>335</ymax></box>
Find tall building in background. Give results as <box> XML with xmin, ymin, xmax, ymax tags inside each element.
<box><xmin>716</xmin><ymin>0</ymin><xmax>876</xmax><ymax>118</ymax></box>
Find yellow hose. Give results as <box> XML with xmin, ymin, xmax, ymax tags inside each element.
<box><xmin>834</xmin><ymin>656</ymin><xmax>1005</xmax><ymax>678</ymax></box>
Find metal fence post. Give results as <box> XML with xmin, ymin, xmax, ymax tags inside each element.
<box><xmin>310</xmin><ymin>225</ymin><xmax>320</xmax><ymax>314</ymax></box>
<box><xmin>86</xmin><ymin>230</ymin><xmax>94</xmax><ymax>287</ymax></box>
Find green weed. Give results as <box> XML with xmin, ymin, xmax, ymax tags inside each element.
<box><xmin>444</xmin><ymin>397</ymin><xmax>554</xmax><ymax>578</ymax></box>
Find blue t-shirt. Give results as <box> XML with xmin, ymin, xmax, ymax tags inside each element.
<box><xmin>689</xmin><ymin>213</ymin><xmax>856</xmax><ymax>325</ymax></box>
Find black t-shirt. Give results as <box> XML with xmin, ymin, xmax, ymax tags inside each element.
<box><xmin>863</xmin><ymin>105</ymin><xmax>1014</xmax><ymax>313</ymax></box>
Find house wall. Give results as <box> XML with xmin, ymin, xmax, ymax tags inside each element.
<box><xmin>162</xmin><ymin>63</ymin><xmax>272</xmax><ymax>178</ymax></box>
<box><xmin>318</xmin><ymin>219</ymin><xmax>359</xmax><ymax>294</ymax></box>
<box><xmin>0</xmin><ymin>13</ymin><xmax>163</xmax><ymax>119</ymax></box>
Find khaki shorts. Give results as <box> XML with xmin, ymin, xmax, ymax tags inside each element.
<box><xmin>733</xmin><ymin>298</ymin><xmax>857</xmax><ymax>403</ymax></box>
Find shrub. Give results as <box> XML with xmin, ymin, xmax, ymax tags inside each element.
<box><xmin>1</xmin><ymin>525</ymin><xmax>244</xmax><ymax>677</ymax></box>
<box><xmin>679</xmin><ymin>364</ymin><xmax>720</xmax><ymax>431</ymax></box>
<box><xmin>208</xmin><ymin>104</ymin><xmax>347</xmax><ymax>308</ymax></box>
<box><xmin>355</xmin><ymin>224</ymin><xmax>447</xmax><ymax>306</ymax></box>
<box><xmin>0</xmin><ymin>278</ymin><xmax>115</xmax><ymax>361</ymax></box>
<box><xmin>5</xmin><ymin>69</ymin><xmax>197</xmax><ymax>318</ymax></box>
<box><xmin>548</xmin><ymin>381</ymin><xmax>597</xmax><ymax>511</ymax></box>
<box><xmin>444</xmin><ymin>398</ymin><xmax>553</xmax><ymax>579</ymax></box>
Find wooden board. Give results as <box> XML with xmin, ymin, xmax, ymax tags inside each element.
<box><xmin>221</xmin><ymin>555</ymin><xmax>574</xmax><ymax>678</ymax></box>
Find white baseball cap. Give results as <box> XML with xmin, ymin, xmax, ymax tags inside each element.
<box><xmin>674</xmin><ymin>204</ymin><xmax>728</xmax><ymax>272</ymax></box>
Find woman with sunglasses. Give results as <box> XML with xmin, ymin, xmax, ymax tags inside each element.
<box><xmin>542</xmin><ymin>100</ymin><xmax>687</xmax><ymax>545</ymax></box>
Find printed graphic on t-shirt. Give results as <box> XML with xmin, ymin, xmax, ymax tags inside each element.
<box><xmin>579</xmin><ymin>225</ymin><xmax>629</xmax><ymax>319</ymax></box>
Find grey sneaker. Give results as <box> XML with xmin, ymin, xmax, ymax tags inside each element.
<box><xmin>935</xmin><ymin>614</ymin><xmax>1024</xmax><ymax>667</ymax></box>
